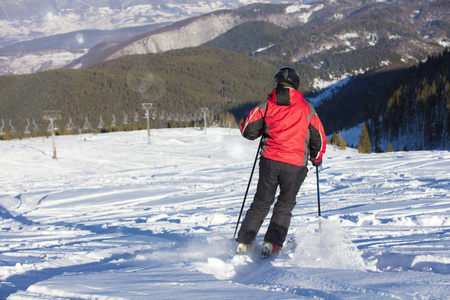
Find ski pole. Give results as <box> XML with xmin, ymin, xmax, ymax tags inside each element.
<box><xmin>316</xmin><ymin>165</ymin><xmax>323</xmax><ymax>234</ymax></box>
<box><xmin>316</xmin><ymin>165</ymin><xmax>321</xmax><ymax>217</ymax></box>
<box><xmin>233</xmin><ymin>140</ymin><xmax>261</xmax><ymax>240</ymax></box>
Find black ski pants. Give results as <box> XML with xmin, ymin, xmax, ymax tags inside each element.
<box><xmin>237</xmin><ymin>157</ymin><xmax>308</xmax><ymax>247</ymax></box>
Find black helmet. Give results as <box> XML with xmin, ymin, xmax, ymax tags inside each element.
<box><xmin>274</xmin><ymin>66</ymin><xmax>300</xmax><ymax>90</ymax></box>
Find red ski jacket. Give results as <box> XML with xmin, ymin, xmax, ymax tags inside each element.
<box><xmin>240</xmin><ymin>87</ymin><xmax>326</xmax><ymax>167</ymax></box>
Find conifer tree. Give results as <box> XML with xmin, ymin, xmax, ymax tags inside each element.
<box><xmin>357</xmin><ymin>122</ymin><xmax>372</xmax><ymax>153</ymax></box>
<box><xmin>375</xmin><ymin>145</ymin><xmax>383</xmax><ymax>153</ymax></box>
<box><xmin>337</xmin><ymin>131</ymin><xmax>347</xmax><ymax>150</ymax></box>
<box><xmin>331</xmin><ymin>132</ymin><xmax>338</xmax><ymax>145</ymax></box>
<box><xmin>338</xmin><ymin>132</ymin><xmax>347</xmax><ymax>150</ymax></box>
<box><xmin>386</xmin><ymin>142</ymin><xmax>393</xmax><ymax>152</ymax></box>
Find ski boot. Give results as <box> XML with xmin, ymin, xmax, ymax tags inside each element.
<box><xmin>236</xmin><ymin>243</ymin><xmax>251</xmax><ymax>255</ymax></box>
<box><xmin>261</xmin><ymin>242</ymin><xmax>281</xmax><ymax>258</ymax></box>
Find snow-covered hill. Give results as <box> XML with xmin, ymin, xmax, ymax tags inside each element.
<box><xmin>0</xmin><ymin>128</ymin><xmax>449</xmax><ymax>299</ymax></box>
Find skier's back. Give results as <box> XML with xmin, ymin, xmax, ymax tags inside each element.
<box><xmin>236</xmin><ymin>66</ymin><xmax>327</xmax><ymax>256</ymax></box>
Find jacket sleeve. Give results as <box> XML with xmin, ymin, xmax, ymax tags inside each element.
<box><xmin>308</xmin><ymin>112</ymin><xmax>327</xmax><ymax>163</ymax></box>
<box><xmin>239</xmin><ymin>101</ymin><xmax>267</xmax><ymax>140</ymax></box>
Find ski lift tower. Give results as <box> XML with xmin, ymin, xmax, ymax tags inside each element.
<box><xmin>201</xmin><ymin>107</ymin><xmax>209</xmax><ymax>134</ymax></box>
<box><xmin>42</xmin><ymin>110</ymin><xmax>61</xmax><ymax>160</ymax></box>
<box><xmin>0</xmin><ymin>119</ymin><xmax>5</xmax><ymax>136</ymax></box>
<box><xmin>142</xmin><ymin>103</ymin><xmax>153</xmax><ymax>144</ymax></box>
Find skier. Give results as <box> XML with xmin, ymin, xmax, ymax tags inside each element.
<box><xmin>236</xmin><ymin>66</ymin><xmax>327</xmax><ymax>257</ymax></box>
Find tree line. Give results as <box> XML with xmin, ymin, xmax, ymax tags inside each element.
<box><xmin>368</xmin><ymin>49</ymin><xmax>450</xmax><ymax>151</ymax></box>
<box><xmin>323</xmin><ymin>49</ymin><xmax>449</xmax><ymax>153</ymax></box>
<box><xmin>0</xmin><ymin>47</ymin><xmax>277</xmax><ymax>139</ymax></box>
<box><xmin>1</xmin><ymin>45</ymin><xmax>448</xmax><ymax>153</ymax></box>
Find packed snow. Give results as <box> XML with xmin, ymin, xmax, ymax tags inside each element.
<box><xmin>0</xmin><ymin>127</ymin><xmax>449</xmax><ymax>299</ymax></box>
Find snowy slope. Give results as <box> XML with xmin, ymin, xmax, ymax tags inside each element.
<box><xmin>0</xmin><ymin>128</ymin><xmax>449</xmax><ymax>299</ymax></box>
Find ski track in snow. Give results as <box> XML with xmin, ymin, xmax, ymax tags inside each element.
<box><xmin>0</xmin><ymin>128</ymin><xmax>449</xmax><ymax>299</ymax></box>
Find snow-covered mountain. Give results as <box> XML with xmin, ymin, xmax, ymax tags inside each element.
<box><xmin>0</xmin><ymin>0</ymin><xmax>287</xmax><ymax>45</ymax></box>
<box><xmin>0</xmin><ymin>0</ymin><xmax>287</xmax><ymax>74</ymax></box>
<box><xmin>1</xmin><ymin>0</ymin><xmax>448</xmax><ymax>75</ymax></box>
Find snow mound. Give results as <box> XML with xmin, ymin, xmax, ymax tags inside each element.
<box><xmin>290</xmin><ymin>219</ymin><xmax>366</xmax><ymax>270</ymax></box>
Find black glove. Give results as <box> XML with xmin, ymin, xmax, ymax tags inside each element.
<box><xmin>312</xmin><ymin>159</ymin><xmax>322</xmax><ymax>167</ymax></box>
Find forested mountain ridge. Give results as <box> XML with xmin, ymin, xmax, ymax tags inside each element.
<box><xmin>203</xmin><ymin>0</ymin><xmax>448</xmax><ymax>81</ymax></box>
<box><xmin>1</xmin><ymin>47</ymin><xmax>448</xmax><ymax>153</ymax></box>
<box><xmin>370</xmin><ymin>49</ymin><xmax>450</xmax><ymax>151</ymax></box>
<box><xmin>318</xmin><ymin>49</ymin><xmax>450</xmax><ymax>152</ymax></box>
<box><xmin>1</xmin><ymin>0</ymin><xmax>447</xmax><ymax>75</ymax></box>
<box><xmin>0</xmin><ymin>0</ymin><xmax>290</xmax><ymax>75</ymax></box>
<box><xmin>68</xmin><ymin>0</ymin><xmax>448</xmax><ymax>74</ymax></box>
<box><xmin>0</xmin><ymin>47</ymin><xmax>278</xmax><ymax>137</ymax></box>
